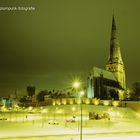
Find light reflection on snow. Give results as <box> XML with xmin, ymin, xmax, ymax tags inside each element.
<box><xmin>0</xmin><ymin>105</ymin><xmax>140</xmax><ymax>139</ymax></box>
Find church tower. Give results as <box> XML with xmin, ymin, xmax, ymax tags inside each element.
<box><xmin>106</xmin><ymin>16</ymin><xmax>126</xmax><ymax>89</ymax></box>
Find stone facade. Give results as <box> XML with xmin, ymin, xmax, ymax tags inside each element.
<box><xmin>87</xmin><ymin>16</ymin><xmax>126</xmax><ymax>100</ymax></box>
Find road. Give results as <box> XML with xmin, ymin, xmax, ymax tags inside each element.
<box><xmin>2</xmin><ymin>133</ymin><xmax>140</xmax><ymax>140</ymax></box>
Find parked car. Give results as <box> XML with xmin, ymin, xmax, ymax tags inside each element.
<box><xmin>0</xmin><ymin>118</ymin><xmax>7</xmax><ymax>120</ymax></box>
<box><xmin>66</xmin><ymin>119</ymin><xmax>75</xmax><ymax>123</ymax></box>
<box><xmin>48</xmin><ymin>120</ymin><xmax>59</xmax><ymax>125</ymax></box>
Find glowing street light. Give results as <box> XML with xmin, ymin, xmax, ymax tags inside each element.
<box><xmin>80</xmin><ymin>91</ymin><xmax>84</xmax><ymax>97</ymax></box>
<box><xmin>73</xmin><ymin>81</ymin><xmax>80</xmax><ymax>89</ymax></box>
<box><xmin>28</xmin><ymin>106</ymin><xmax>33</xmax><ymax>112</ymax></box>
<box><xmin>72</xmin><ymin>107</ymin><xmax>76</xmax><ymax>111</ymax></box>
<box><xmin>73</xmin><ymin>81</ymin><xmax>81</xmax><ymax>98</ymax></box>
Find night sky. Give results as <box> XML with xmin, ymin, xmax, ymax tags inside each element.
<box><xmin>0</xmin><ymin>0</ymin><xmax>140</xmax><ymax>96</ymax></box>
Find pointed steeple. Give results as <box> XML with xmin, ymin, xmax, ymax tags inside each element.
<box><xmin>108</xmin><ymin>15</ymin><xmax>123</xmax><ymax>65</ymax></box>
<box><xmin>112</xmin><ymin>15</ymin><xmax>116</xmax><ymax>30</ymax></box>
<box><xmin>106</xmin><ymin>15</ymin><xmax>126</xmax><ymax>90</ymax></box>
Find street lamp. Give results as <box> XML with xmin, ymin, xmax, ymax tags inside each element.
<box><xmin>73</xmin><ymin>81</ymin><xmax>81</xmax><ymax>99</ymax></box>
<box><xmin>79</xmin><ymin>90</ymin><xmax>84</xmax><ymax>140</ymax></box>
<box><xmin>73</xmin><ymin>81</ymin><xmax>80</xmax><ymax>89</ymax></box>
<box><xmin>73</xmin><ymin>81</ymin><xmax>84</xmax><ymax>140</ymax></box>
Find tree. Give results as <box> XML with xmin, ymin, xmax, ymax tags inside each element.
<box><xmin>19</xmin><ymin>96</ymin><xmax>31</xmax><ymax>103</ymax></box>
<box><xmin>109</xmin><ymin>89</ymin><xmax>119</xmax><ymax>100</ymax></box>
<box><xmin>130</xmin><ymin>82</ymin><xmax>140</xmax><ymax>100</ymax></box>
<box><xmin>27</xmin><ymin>85</ymin><xmax>35</xmax><ymax>97</ymax></box>
<box><xmin>37</xmin><ymin>90</ymin><xmax>47</xmax><ymax>102</ymax></box>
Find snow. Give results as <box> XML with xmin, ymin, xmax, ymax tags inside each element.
<box><xmin>0</xmin><ymin>105</ymin><xmax>140</xmax><ymax>139</ymax></box>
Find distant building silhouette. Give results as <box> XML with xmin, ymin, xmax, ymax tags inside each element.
<box><xmin>27</xmin><ymin>85</ymin><xmax>35</xmax><ymax>97</ymax></box>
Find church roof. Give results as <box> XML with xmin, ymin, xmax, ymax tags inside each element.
<box><xmin>92</xmin><ymin>67</ymin><xmax>117</xmax><ymax>81</ymax></box>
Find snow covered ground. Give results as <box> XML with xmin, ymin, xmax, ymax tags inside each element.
<box><xmin>0</xmin><ymin>105</ymin><xmax>140</xmax><ymax>139</ymax></box>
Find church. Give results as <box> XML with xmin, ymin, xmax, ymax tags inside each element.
<box><xmin>87</xmin><ymin>16</ymin><xmax>126</xmax><ymax>100</ymax></box>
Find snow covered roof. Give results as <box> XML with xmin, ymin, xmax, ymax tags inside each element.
<box><xmin>92</xmin><ymin>67</ymin><xmax>117</xmax><ymax>81</ymax></box>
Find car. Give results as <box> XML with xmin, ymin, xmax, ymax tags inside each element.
<box><xmin>0</xmin><ymin>118</ymin><xmax>7</xmax><ymax>120</ymax></box>
<box><xmin>66</xmin><ymin>119</ymin><xmax>75</xmax><ymax>123</ymax></box>
<box><xmin>48</xmin><ymin>120</ymin><xmax>59</xmax><ymax>125</ymax></box>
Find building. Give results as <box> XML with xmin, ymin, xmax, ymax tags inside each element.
<box><xmin>87</xmin><ymin>16</ymin><xmax>126</xmax><ymax>100</ymax></box>
<box><xmin>106</xmin><ymin>16</ymin><xmax>126</xmax><ymax>90</ymax></box>
<box><xmin>27</xmin><ymin>85</ymin><xmax>36</xmax><ymax>97</ymax></box>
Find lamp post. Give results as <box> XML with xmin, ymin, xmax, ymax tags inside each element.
<box><xmin>79</xmin><ymin>91</ymin><xmax>84</xmax><ymax>140</ymax></box>
<box><xmin>73</xmin><ymin>81</ymin><xmax>84</xmax><ymax>140</ymax></box>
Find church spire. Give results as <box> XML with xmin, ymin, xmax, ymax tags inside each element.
<box><xmin>108</xmin><ymin>15</ymin><xmax>123</xmax><ymax>65</ymax></box>
<box><xmin>106</xmin><ymin>15</ymin><xmax>126</xmax><ymax>90</ymax></box>
<box><xmin>112</xmin><ymin>15</ymin><xmax>116</xmax><ymax>30</ymax></box>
